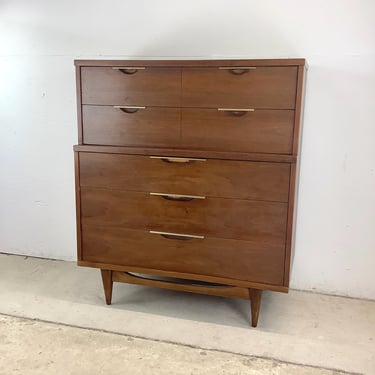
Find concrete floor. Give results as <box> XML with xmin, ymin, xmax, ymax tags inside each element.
<box><xmin>0</xmin><ymin>314</ymin><xmax>349</xmax><ymax>375</ymax></box>
<box><xmin>0</xmin><ymin>254</ymin><xmax>374</xmax><ymax>374</ymax></box>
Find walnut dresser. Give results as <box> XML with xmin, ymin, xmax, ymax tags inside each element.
<box><xmin>73</xmin><ymin>59</ymin><xmax>306</xmax><ymax>327</ymax></box>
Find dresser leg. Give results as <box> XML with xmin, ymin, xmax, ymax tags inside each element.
<box><xmin>100</xmin><ymin>269</ymin><xmax>113</xmax><ymax>305</ymax></box>
<box><xmin>249</xmin><ymin>288</ymin><xmax>262</xmax><ymax>327</ymax></box>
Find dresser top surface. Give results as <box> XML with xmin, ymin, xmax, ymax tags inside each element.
<box><xmin>74</xmin><ymin>58</ymin><xmax>306</xmax><ymax>68</ymax></box>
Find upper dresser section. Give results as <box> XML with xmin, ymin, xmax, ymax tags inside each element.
<box><xmin>75</xmin><ymin>59</ymin><xmax>306</xmax><ymax>155</ymax></box>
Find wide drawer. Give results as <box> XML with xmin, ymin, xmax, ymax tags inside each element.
<box><xmin>182</xmin><ymin>67</ymin><xmax>297</xmax><ymax>109</ymax></box>
<box><xmin>80</xmin><ymin>188</ymin><xmax>287</xmax><ymax>244</ymax></box>
<box><xmin>82</xmin><ymin>106</ymin><xmax>180</xmax><ymax>147</ymax></box>
<box><xmin>81</xmin><ymin>67</ymin><xmax>180</xmax><ymax>106</ymax></box>
<box><xmin>79</xmin><ymin>153</ymin><xmax>290</xmax><ymax>202</ymax></box>
<box><xmin>181</xmin><ymin>108</ymin><xmax>294</xmax><ymax>153</ymax></box>
<box><xmin>81</xmin><ymin>225</ymin><xmax>285</xmax><ymax>285</ymax></box>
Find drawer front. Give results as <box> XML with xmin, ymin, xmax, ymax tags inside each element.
<box><xmin>79</xmin><ymin>153</ymin><xmax>290</xmax><ymax>202</ymax></box>
<box><xmin>82</xmin><ymin>106</ymin><xmax>180</xmax><ymax>147</ymax></box>
<box><xmin>181</xmin><ymin>109</ymin><xmax>294</xmax><ymax>154</ymax></box>
<box><xmin>82</xmin><ymin>225</ymin><xmax>285</xmax><ymax>285</ymax></box>
<box><xmin>81</xmin><ymin>188</ymin><xmax>287</xmax><ymax>244</ymax></box>
<box><xmin>81</xmin><ymin>67</ymin><xmax>180</xmax><ymax>106</ymax></box>
<box><xmin>182</xmin><ymin>67</ymin><xmax>297</xmax><ymax>109</ymax></box>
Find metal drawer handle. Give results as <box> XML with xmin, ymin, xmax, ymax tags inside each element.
<box><xmin>112</xmin><ymin>67</ymin><xmax>146</xmax><ymax>74</ymax></box>
<box><xmin>150</xmin><ymin>192</ymin><xmax>206</xmax><ymax>201</ymax></box>
<box><xmin>149</xmin><ymin>230</ymin><xmax>205</xmax><ymax>240</ymax></box>
<box><xmin>218</xmin><ymin>108</ymin><xmax>255</xmax><ymax>117</ymax></box>
<box><xmin>149</xmin><ymin>156</ymin><xmax>206</xmax><ymax>163</ymax></box>
<box><xmin>113</xmin><ymin>105</ymin><xmax>146</xmax><ymax>113</ymax></box>
<box><xmin>218</xmin><ymin>66</ymin><xmax>256</xmax><ymax>75</ymax></box>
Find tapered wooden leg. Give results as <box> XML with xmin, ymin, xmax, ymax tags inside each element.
<box><xmin>100</xmin><ymin>269</ymin><xmax>113</xmax><ymax>305</ymax></box>
<box><xmin>249</xmin><ymin>288</ymin><xmax>262</xmax><ymax>327</ymax></box>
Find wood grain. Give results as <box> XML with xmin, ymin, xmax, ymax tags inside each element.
<box><xmin>82</xmin><ymin>225</ymin><xmax>285</xmax><ymax>285</ymax></box>
<box><xmin>79</xmin><ymin>153</ymin><xmax>291</xmax><ymax>202</ymax></box>
<box><xmin>82</xmin><ymin>106</ymin><xmax>180</xmax><ymax>147</ymax></box>
<box><xmin>181</xmin><ymin>108</ymin><xmax>294</xmax><ymax>154</ymax></box>
<box><xmin>78</xmin><ymin>260</ymin><xmax>289</xmax><ymax>292</ymax></box>
<box><xmin>75</xmin><ymin>67</ymin><xmax>83</xmax><ymax>144</ymax></box>
<box><xmin>74</xmin><ymin>152</ymin><xmax>82</xmax><ymax>260</ymax></box>
<box><xmin>74</xmin><ymin>145</ymin><xmax>297</xmax><ymax>163</ymax></box>
<box><xmin>182</xmin><ymin>67</ymin><xmax>298</xmax><ymax>109</ymax></box>
<box><xmin>284</xmin><ymin>162</ymin><xmax>297</xmax><ymax>286</ymax></box>
<box><xmin>73</xmin><ymin>58</ymin><xmax>307</xmax><ymax>324</ymax></box>
<box><xmin>292</xmin><ymin>65</ymin><xmax>307</xmax><ymax>155</ymax></box>
<box><xmin>284</xmin><ymin>66</ymin><xmax>307</xmax><ymax>286</ymax></box>
<box><xmin>80</xmin><ymin>188</ymin><xmax>288</xmax><ymax>244</ymax></box>
<box><xmin>249</xmin><ymin>288</ymin><xmax>263</xmax><ymax>327</ymax></box>
<box><xmin>74</xmin><ymin>59</ymin><xmax>306</xmax><ymax>67</ymax></box>
<box><xmin>112</xmin><ymin>271</ymin><xmax>250</xmax><ymax>299</ymax></box>
<box><xmin>100</xmin><ymin>269</ymin><xmax>113</xmax><ymax>305</ymax></box>
<box><xmin>81</xmin><ymin>67</ymin><xmax>181</xmax><ymax>106</ymax></box>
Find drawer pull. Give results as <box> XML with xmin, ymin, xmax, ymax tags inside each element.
<box><xmin>112</xmin><ymin>67</ymin><xmax>146</xmax><ymax>74</ymax></box>
<box><xmin>150</xmin><ymin>192</ymin><xmax>206</xmax><ymax>201</ymax></box>
<box><xmin>113</xmin><ymin>105</ymin><xmax>146</xmax><ymax>113</ymax></box>
<box><xmin>149</xmin><ymin>156</ymin><xmax>206</xmax><ymax>163</ymax></box>
<box><xmin>149</xmin><ymin>230</ymin><xmax>205</xmax><ymax>240</ymax></box>
<box><xmin>218</xmin><ymin>66</ymin><xmax>256</xmax><ymax>75</ymax></box>
<box><xmin>218</xmin><ymin>108</ymin><xmax>255</xmax><ymax>117</ymax></box>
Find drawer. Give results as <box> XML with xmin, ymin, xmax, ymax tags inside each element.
<box><xmin>80</xmin><ymin>188</ymin><xmax>287</xmax><ymax>244</ymax></box>
<box><xmin>182</xmin><ymin>67</ymin><xmax>297</xmax><ymax>109</ymax></box>
<box><xmin>181</xmin><ymin>109</ymin><xmax>294</xmax><ymax>154</ymax></box>
<box><xmin>82</xmin><ymin>225</ymin><xmax>285</xmax><ymax>285</ymax></box>
<box><xmin>81</xmin><ymin>67</ymin><xmax>180</xmax><ymax>106</ymax></box>
<box><xmin>82</xmin><ymin>106</ymin><xmax>180</xmax><ymax>147</ymax></box>
<box><xmin>79</xmin><ymin>153</ymin><xmax>290</xmax><ymax>202</ymax></box>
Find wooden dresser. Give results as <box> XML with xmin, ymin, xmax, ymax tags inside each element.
<box><xmin>74</xmin><ymin>59</ymin><xmax>306</xmax><ymax>327</ymax></box>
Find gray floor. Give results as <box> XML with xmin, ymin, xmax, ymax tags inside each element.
<box><xmin>0</xmin><ymin>314</ymin><xmax>349</xmax><ymax>375</ymax></box>
<box><xmin>0</xmin><ymin>253</ymin><xmax>374</xmax><ymax>374</ymax></box>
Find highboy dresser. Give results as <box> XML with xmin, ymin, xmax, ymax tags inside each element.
<box><xmin>74</xmin><ymin>59</ymin><xmax>306</xmax><ymax>327</ymax></box>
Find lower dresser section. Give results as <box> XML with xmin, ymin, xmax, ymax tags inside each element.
<box><xmin>81</xmin><ymin>225</ymin><xmax>285</xmax><ymax>285</ymax></box>
<box><xmin>75</xmin><ymin>148</ymin><xmax>294</xmax><ymax>328</ymax></box>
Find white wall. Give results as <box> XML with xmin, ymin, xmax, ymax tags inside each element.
<box><xmin>1</xmin><ymin>0</ymin><xmax>374</xmax><ymax>299</ymax></box>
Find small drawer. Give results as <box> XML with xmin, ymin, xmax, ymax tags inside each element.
<box><xmin>182</xmin><ymin>66</ymin><xmax>297</xmax><ymax>109</ymax></box>
<box><xmin>82</xmin><ymin>106</ymin><xmax>180</xmax><ymax>147</ymax></box>
<box><xmin>181</xmin><ymin>108</ymin><xmax>294</xmax><ymax>154</ymax></box>
<box><xmin>81</xmin><ymin>67</ymin><xmax>180</xmax><ymax>106</ymax></box>
<box><xmin>79</xmin><ymin>153</ymin><xmax>290</xmax><ymax>202</ymax></box>
<box><xmin>82</xmin><ymin>225</ymin><xmax>285</xmax><ymax>285</ymax></box>
<box><xmin>80</xmin><ymin>188</ymin><xmax>288</xmax><ymax>244</ymax></box>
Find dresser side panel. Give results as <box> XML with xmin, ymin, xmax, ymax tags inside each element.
<box><xmin>284</xmin><ymin>65</ymin><xmax>307</xmax><ymax>286</ymax></box>
<box><xmin>74</xmin><ymin>151</ymin><xmax>82</xmax><ymax>260</ymax></box>
<box><xmin>292</xmin><ymin>65</ymin><xmax>307</xmax><ymax>155</ymax></box>
<box><xmin>75</xmin><ymin>66</ymin><xmax>83</xmax><ymax>144</ymax></box>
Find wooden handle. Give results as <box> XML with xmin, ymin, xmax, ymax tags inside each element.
<box><xmin>149</xmin><ymin>156</ymin><xmax>206</xmax><ymax>163</ymax></box>
<box><xmin>150</xmin><ymin>192</ymin><xmax>206</xmax><ymax>201</ymax></box>
<box><xmin>149</xmin><ymin>230</ymin><xmax>205</xmax><ymax>240</ymax></box>
<box><xmin>113</xmin><ymin>105</ymin><xmax>146</xmax><ymax>113</ymax></box>
<box><xmin>218</xmin><ymin>108</ymin><xmax>255</xmax><ymax>116</ymax></box>
<box><xmin>218</xmin><ymin>66</ymin><xmax>256</xmax><ymax>75</ymax></box>
<box><xmin>112</xmin><ymin>67</ymin><xmax>146</xmax><ymax>74</ymax></box>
